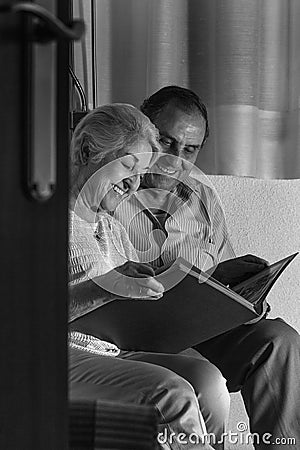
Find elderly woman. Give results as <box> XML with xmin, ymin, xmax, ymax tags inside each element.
<box><xmin>68</xmin><ymin>104</ymin><xmax>229</xmax><ymax>450</ymax></box>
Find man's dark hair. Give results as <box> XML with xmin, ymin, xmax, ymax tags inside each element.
<box><xmin>140</xmin><ymin>85</ymin><xmax>209</xmax><ymax>148</ymax></box>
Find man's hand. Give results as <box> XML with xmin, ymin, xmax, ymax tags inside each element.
<box><xmin>212</xmin><ymin>254</ymin><xmax>269</xmax><ymax>287</ymax></box>
<box><xmin>95</xmin><ymin>261</ymin><xmax>164</xmax><ymax>300</ymax></box>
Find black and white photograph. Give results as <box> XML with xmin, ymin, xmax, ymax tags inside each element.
<box><xmin>1</xmin><ymin>1</ymin><xmax>299</xmax><ymax>449</ymax></box>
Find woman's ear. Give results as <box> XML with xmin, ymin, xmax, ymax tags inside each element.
<box><xmin>79</xmin><ymin>144</ymin><xmax>90</xmax><ymax>165</ymax></box>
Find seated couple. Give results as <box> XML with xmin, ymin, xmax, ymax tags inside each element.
<box><xmin>69</xmin><ymin>87</ymin><xmax>300</xmax><ymax>450</ymax></box>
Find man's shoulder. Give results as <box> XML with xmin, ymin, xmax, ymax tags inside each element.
<box><xmin>184</xmin><ymin>173</ymin><xmax>218</xmax><ymax>201</ymax></box>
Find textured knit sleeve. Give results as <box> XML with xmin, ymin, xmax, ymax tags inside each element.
<box><xmin>69</xmin><ymin>212</ymin><xmax>113</xmax><ymax>286</ymax></box>
<box><xmin>68</xmin><ymin>211</ymin><xmax>115</xmax><ymax>322</ymax></box>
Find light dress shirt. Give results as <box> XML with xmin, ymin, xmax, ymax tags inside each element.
<box><xmin>114</xmin><ymin>176</ymin><xmax>268</xmax><ymax>323</ymax></box>
<box><xmin>114</xmin><ymin>176</ymin><xmax>236</xmax><ymax>273</ymax></box>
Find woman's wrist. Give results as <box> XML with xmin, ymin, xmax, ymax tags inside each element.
<box><xmin>68</xmin><ymin>280</ymin><xmax>116</xmax><ymax>323</ymax></box>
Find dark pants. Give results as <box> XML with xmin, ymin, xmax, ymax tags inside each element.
<box><xmin>194</xmin><ymin>318</ymin><xmax>300</xmax><ymax>449</ymax></box>
<box><xmin>69</xmin><ymin>347</ymin><xmax>229</xmax><ymax>450</ymax></box>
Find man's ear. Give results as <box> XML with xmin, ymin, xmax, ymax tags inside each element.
<box><xmin>80</xmin><ymin>144</ymin><xmax>90</xmax><ymax>165</ymax></box>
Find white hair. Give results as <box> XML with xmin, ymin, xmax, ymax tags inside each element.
<box><xmin>70</xmin><ymin>103</ymin><xmax>161</xmax><ymax>170</ymax></box>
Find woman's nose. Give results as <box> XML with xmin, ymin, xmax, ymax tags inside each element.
<box><xmin>126</xmin><ymin>174</ymin><xmax>140</xmax><ymax>192</ymax></box>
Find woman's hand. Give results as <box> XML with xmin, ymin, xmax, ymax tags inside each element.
<box><xmin>94</xmin><ymin>261</ymin><xmax>164</xmax><ymax>300</ymax></box>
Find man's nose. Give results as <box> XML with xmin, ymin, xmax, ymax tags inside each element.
<box><xmin>163</xmin><ymin>141</ymin><xmax>178</xmax><ymax>156</ymax></box>
<box><xmin>163</xmin><ymin>152</ymin><xmax>183</xmax><ymax>169</ymax></box>
<box><xmin>165</xmin><ymin>142</ymin><xmax>185</xmax><ymax>160</ymax></box>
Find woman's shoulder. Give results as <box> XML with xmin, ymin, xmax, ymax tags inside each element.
<box><xmin>69</xmin><ymin>210</ymin><xmax>96</xmax><ymax>238</ymax></box>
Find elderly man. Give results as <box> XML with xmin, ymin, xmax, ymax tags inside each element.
<box><xmin>114</xmin><ymin>86</ymin><xmax>300</xmax><ymax>449</ymax></box>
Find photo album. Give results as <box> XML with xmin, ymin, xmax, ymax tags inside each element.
<box><xmin>72</xmin><ymin>253</ymin><xmax>298</xmax><ymax>353</ymax></box>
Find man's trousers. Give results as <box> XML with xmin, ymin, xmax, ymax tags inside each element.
<box><xmin>194</xmin><ymin>317</ymin><xmax>300</xmax><ymax>449</ymax></box>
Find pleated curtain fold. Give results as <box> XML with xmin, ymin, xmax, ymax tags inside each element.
<box><xmin>73</xmin><ymin>0</ymin><xmax>300</xmax><ymax>178</ymax></box>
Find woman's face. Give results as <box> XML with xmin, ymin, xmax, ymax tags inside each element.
<box><xmin>96</xmin><ymin>140</ymin><xmax>153</xmax><ymax>212</ymax></box>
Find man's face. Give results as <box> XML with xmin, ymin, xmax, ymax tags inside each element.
<box><xmin>143</xmin><ymin>103</ymin><xmax>206</xmax><ymax>191</ymax></box>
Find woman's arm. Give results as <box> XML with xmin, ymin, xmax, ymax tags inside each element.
<box><xmin>69</xmin><ymin>261</ymin><xmax>164</xmax><ymax>323</ymax></box>
<box><xmin>69</xmin><ymin>280</ymin><xmax>115</xmax><ymax>323</ymax></box>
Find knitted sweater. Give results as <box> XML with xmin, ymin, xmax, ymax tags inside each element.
<box><xmin>69</xmin><ymin>210</ymin><xmax>137</xmax><ymax>284</ymax></box>
<box><xmin>69</xmin><ymin>210</ymin><xmax>137</xmax><ymax>355</ymax></box>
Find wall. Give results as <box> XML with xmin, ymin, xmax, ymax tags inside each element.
<box><xmin>208</xmin><ymin>175</ymin><xmax>300</xmax><ymax>449</ymax></box>
<box><xmin>209</xmin><ymin>175</ymin><xmax>300</xmax><ymax>333</ymax></box>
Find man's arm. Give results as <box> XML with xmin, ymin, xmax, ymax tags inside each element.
<box><xmin>210</xmin><ymin>189</ymin><xmax>236</xmax><ymax>262</ymax></box>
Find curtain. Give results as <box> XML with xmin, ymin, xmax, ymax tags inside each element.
<box><xmin>72</xmin><ymin>0</ymin><xmax>300</xmax><ymax>179</ymax></box>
